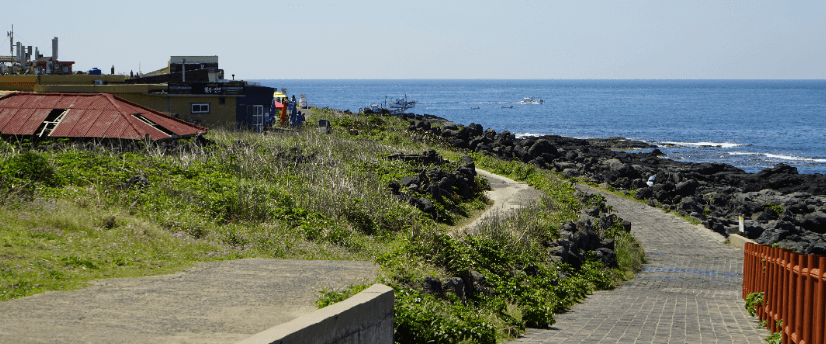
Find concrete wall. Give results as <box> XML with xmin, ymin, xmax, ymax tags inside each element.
<box><xmin>236</xmin><ymin>284</ymin><xmax>394</xmax><ymax>344</ymax></box>
<box><xmin>728</xmin><ymin>233</ymin><xmax>755</xmax><ymax>250</ymax></box>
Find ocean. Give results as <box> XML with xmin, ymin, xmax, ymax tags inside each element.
<box><xmin>253</xmin><ymin>80</ymin><xmax>826</xmax><ymax>175</ymax></box>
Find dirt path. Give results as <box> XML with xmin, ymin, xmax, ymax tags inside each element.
<box><xmin>458</xmin><ymin>169</ymin><xmax>546</xmax><ymax>235</ymax></box>
<box><xmin>0</xmin><ymin>259</ymin><xmax>376</xmax><ymax>344</ymax></box>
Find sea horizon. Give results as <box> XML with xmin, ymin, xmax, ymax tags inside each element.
<box><xmin>253</xmin><ymin>79</ymin><xmax>826</xmax><ymax>175</ymax></box>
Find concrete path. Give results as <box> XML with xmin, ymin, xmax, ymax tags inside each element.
<box><xmin>510</xmin><ymin>185</ymin><xmax>770</xmax><ymax>344</ymax></box>
<box><xmin>459</xmin><ymin>169</ymin><xmax>546</xmax><ymax>235</ymax></box>
<box><xmin>0</xmin><ymin>259</ymin><xmax>376</xmax><ymax>344</ymax></box>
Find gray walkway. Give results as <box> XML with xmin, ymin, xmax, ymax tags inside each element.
<box><xmin>510</xmin><ymin>185</ymin><xmax>769</xmax><ymax>344</ymax></box>
<box><xmin>0</xmin><ymin>259</ymin><xmax>377</xmax><ymax>344</ymax></box>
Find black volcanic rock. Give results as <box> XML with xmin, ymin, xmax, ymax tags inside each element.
<box><xmin>401</xmin><ymin>112</ymin><xmax>826</xmax><ymax>255</ymax></box>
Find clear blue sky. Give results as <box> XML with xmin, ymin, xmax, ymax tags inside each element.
<box><xmin>3</xmin><ymin>0</ymin><xmax>824</xmax><ymax>79</ymax></box>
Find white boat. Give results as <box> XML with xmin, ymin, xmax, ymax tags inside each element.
<box><xmin>370</xmin><ymin>94</ymin><xmax>416</xmax><ymax>114</ymax></box>
<box><xmin>516</xmin><ymin>97</ymin><xmax>544</xmax><ymax>104</ymax></box>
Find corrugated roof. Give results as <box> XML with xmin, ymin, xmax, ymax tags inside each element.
<box><xmin>0</xmin><ymin>92</ymin><xmax>207</xmax><ymax>140</ymax></box>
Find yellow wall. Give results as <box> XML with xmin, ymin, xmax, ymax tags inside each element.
<box><xmin>34</xmin><ymin>83</ymin><xmax>165</xmax><ymax>94</ymax></box>
<box><xmin>118</xmin><ymin>94</ymin><xmax>238</xmax><ymax>128</ymax></box>
<box><xmin>38</xmin><ymin>75</ymin><xmax>127</xmax><ymax>85</ymax></box>
<box><xmin>0</xmin><ymin>74</ymin><xmax>129</xmax><ymax>91</ymax></box>
<box><xmin>0</xmin><ymin>75</ymin><xmax>37</xmax><ymax>91</ymax></box>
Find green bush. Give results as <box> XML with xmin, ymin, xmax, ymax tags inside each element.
<box><xmin>394</xmin><ymin>287</ymin><xmax>497</xmax><ymax>344</ymax></box>
<box><xmin>2</xmin><ymin>151</ymin><xmax>62</xmax><ymax>187</ymax></box>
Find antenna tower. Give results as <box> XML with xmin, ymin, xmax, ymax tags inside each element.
<box><xmin>7</xmin><ymin>25</ymin><xmax>13</xmax><ymax>56</ymax></box>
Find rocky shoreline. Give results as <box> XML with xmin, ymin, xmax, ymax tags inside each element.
<box><xmin>396</xmin><ymin>112</ymin><xmax>826</xmax><ymax>256</ymax></box>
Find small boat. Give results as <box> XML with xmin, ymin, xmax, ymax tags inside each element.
<box><xmin>501</xmin><ymin>105</ymin><xmax>513</xmax><ymax>108</ymax></box>
<box><xmin>471</xmin><ymin>107</ymin><xmax>480</xmax><ymax>109</ymax></box>
<box><xmin>369</xmin><ymin>94</ymin><xmax>416</xmax><ymax>114</ymax></box>
<box><xmin>516</xmin><ymin>97</ymin><xmax>545</xmax><ymax>105</ymax></box>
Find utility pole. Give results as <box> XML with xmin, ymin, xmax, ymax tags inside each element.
<box><xmin>8</xmin><ymin>25</ymin><xmax>13</xmax><ymax>56</ymax></box>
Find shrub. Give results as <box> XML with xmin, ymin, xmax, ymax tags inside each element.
<box><xmin>2</xmin><ymin>151</ymin><xmax>62</xmax><ymax>187</ymax></box>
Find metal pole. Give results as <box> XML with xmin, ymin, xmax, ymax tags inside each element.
<box><xmin>182</xmin><ymin>58</ymin><xmax>186</xmax><ymax>82</ymax></box>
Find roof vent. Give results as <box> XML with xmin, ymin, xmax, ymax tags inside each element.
<box><xmin>35</xmin><ymin>108</ymin><xmax>70</xmax><ymax>137</ymax></box>
<box><xmin>132</xmin><ymin>113</ymin><xmax>174</xmax><ymax>136</ymax></box>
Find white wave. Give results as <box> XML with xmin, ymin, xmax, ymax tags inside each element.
<box><xmin>727</xmin><ymin>151</ymin><xmax>826</xmax><ymax>163</ymax></box>
<box><xmin>764</xmin><ymin>153</ymin><xmax>826</xmax><ymax>163</ymax></box>
<box><xmin>657</xmin><ymin>141</ymin><xmax>742</xmax><ymax>148</ymax></box>
<box><xmin>515</xmin><ymin>133</ymin><xmax>546</xmax><ymax>138</ymax></box>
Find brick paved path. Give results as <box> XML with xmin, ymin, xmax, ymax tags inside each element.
<box><xmin>509</xmin><ymin>185</ymin><xmax>769</xmax><ymax>344</ymax></box>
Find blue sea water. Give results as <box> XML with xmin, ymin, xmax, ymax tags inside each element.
<box><xmin>254</xmin><ymin>79</ymin><xmax>826</xmax><ymax>175</ymax></box>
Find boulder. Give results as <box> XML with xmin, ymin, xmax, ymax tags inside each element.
<box><xmin>423</xmin><ymin>276</ymin><xmax>442</xmax><ymax>295</ymax></box>
<box><xmin>469</xmin><ymin>137</ymin><xmax>488</xmax><ymax>151</ymax></box>
<box><xmin>461</xmin><ymin>270</ymin><xmax>487</xmax><ymax>295</ymax></box>
<box><xmin>467</xmin><ymin>123</ymin><xmax>484</xmax><ymax>138</ymax></box>
<box><xmin>801</xmin><ymin>211</ymin><xmax>826</xmax><ymax>233</ymax></box>
<box><xmin>528</xmin><ymin>139</ymin><xmax>558</xmax><ymax>159</ymax></box>
<box><xmin>495</xmin><ymin>130</ymin><xmax>515</xmax><ymax>146</ymax></box>
<box><xmin>674</xmin><ymin>179</ymin><xmax>699</xmax><ymax>197</ymax></box>
<box><xmin>441</xmin><ymin>277</ymin><xmax>465</xmax><ymax>299</ymax></box>
<box><xmin>399</xmin><ymin>175</ymin><xmax>420</xmax><ymax>187</ymax></box>
<box><xmin>448</xmin><ymin>137</ymin><xmax>468</xmax><ymax>149</ymax></box>
<box><xmin>594</xmin><ymin>248</ymin><xmax>618</xmax><ymax>268</ymax></box>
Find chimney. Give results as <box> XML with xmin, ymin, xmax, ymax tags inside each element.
<box><xmin>52</xmin><ymin>37</ymin><xmax>58</xmax><ymax>61</ymax></box>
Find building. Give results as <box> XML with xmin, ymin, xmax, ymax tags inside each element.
<box><xmin>0</xmin><ymin>92</ymin><xmax>207</xmax><ymax>141</ymax></box>
<box><xmin>1</xmin><ymin>53</ymin><xmax>273</xmax><ymax>129</ymax></box>
<box><xmin>0</xmin><ymin>30</ymin><xmax>271</xmax><ymax>129</ymax></box>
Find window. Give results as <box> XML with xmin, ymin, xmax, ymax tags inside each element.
<box><xmin>218</xmin><ymin>97</ymin><xmax>225</xmax><ymax>105</ymax></box>
<box><xmin>191</xmin><ymin>103</ymin><xmax>210</xmax><ymax>114</ymax></box>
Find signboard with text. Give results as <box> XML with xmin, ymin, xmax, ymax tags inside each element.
<box><xmin>169</xmin><ymin>82</ymin><xmax>244</xmax><ymax>95</ymax></box>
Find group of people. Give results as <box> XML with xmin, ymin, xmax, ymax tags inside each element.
<box><xmin>269</xmin><ymin>95</ymin><xmax>305</xmax><ymax>128</ymax></box>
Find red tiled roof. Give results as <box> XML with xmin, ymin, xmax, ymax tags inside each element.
<box><xmin>0</xmin><ymin>92</ymin><xmax>207</xmax><ymax>140</ymax></box>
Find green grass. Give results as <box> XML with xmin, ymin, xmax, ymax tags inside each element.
<box><xmin>0</xmin><ymin>198</ymin><xmax>223</xmax><ymax>301</ymax></box>
<box><xmin>1</xmin><ymin>108</ymin><xmax>646</xmax><ymax>343</ymax></box>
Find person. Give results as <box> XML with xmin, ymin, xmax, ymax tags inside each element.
<box><xmin>287</xmin><ymin>97</ymin><xmax>298</xmax><ymax>127</ymax></box>
<box><xmin>295</xmin><ymin>111</ymin><xmax>305</xmax><ymax>128</ymax></box>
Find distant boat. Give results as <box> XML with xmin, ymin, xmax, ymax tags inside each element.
<box><xmin>516</xmin><ymin>97</ymin><xmax>545</xmax><ymax>104</ymax></box>
<box><xmin>471</xmin><ymin>107</ymin><xmax>480</xmax><ymax>109</ymax></box>
<box><xmin>369</xmin><ymin>94</ymin><xmax>416</xmax><ymax>114</ymax></box>
<box><xmin>501</xmin><ymin>105</ymin><xmax>513</xmax><ymax>108</ymax></box>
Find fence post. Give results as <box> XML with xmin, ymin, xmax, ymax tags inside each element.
<box><xmin>767</xmin><ymin>246</ymin><xmax>779</xmax><ymax>330</ymax></box>
<box><xmin>775</xmin><ymin>246</ymin><xmax>784</xmax><ymax>333</ymax></box>
<box><xmin>790</xmin><ymin>253</ymin><xmax>806</xmax><ymax>343</ymax></box>
<box><xmin>782</xmin><ymin>249</ymin><xmax>791</xmax><ymax>341</ymax></box>
<box><xmin>802</xmin><ymin>254</ymin><xmax>815</xmax><ymax>344</ymax></box>
<box><xmin>814</xmin><ymin>256</ymin><xmax>826</xmax><ymax>344</ymax></box>
<box><xmin>744</xmin><ymin>243</ymin><xmax>751</xmax><ymax>297</ymax></box>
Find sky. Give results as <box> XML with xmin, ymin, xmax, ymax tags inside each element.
<box><xmin>2</xmin><ymin>0</ymin><xmax>825</xmax><ymax>79</ymax></box>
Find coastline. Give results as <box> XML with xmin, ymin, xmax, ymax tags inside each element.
<box><xmin>398</xmin><ymin>111</ymin><xmax>826</xmax><ymax>255</ymax></box>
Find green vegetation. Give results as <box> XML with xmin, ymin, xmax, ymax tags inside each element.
<box><xmin>766</xmin><ymin>203</ymin><xmax>784</xmax><ymax>217</ymax></box>
<box><xmin>744</xmin><ymin>292</ymin><xmax>782</xmax><ymax>343</ymax></box>
<box><xmin>1</xmin><ymin>108</ymin><xmax>645</xmax><ymax>343</ymax></box>
<box><xmin>744</xmin><ymin>292</ymin><xmax>763</xmax><ymax>317</ymax></box>
<box><xmin>766</xmin><ymin>321</ymin><xmax>782</xmax><ymax>344</ymax></box>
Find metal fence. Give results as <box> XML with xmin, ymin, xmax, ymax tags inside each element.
<box><xmin>743</xmin><ymin>242</ymin><xmax>826</xmax><ymax>344</ymax></box>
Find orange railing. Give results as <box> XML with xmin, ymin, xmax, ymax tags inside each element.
<box><xmin>743</xmin><ymin>242</ymin><xmax>826</xmax><ymax>344</ymax></box>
